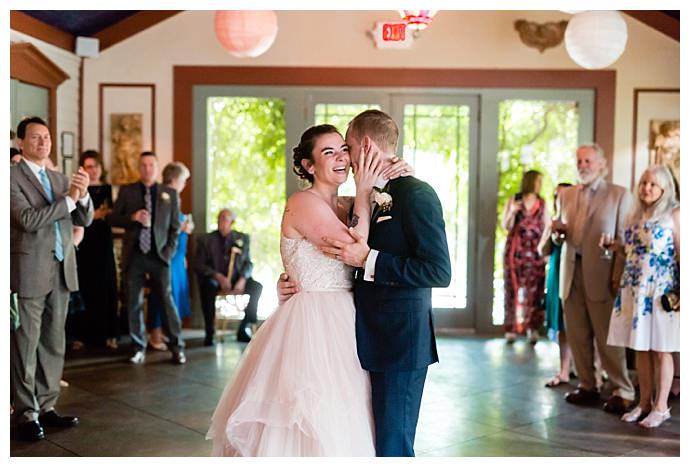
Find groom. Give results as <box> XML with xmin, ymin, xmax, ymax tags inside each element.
<box><xmin>280</xmin><ymin>110</ymin><xmax>451</xmax><ymax>456</ymax></box>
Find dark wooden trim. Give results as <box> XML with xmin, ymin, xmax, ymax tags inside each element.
<box><xmin>10</xmin><ymin>11</ymin><xmax>75</xmax><ymax>52</ymax></box>
<box><xmin>631</xmin><ymin>88</ymin><xmax>680</xmax><ymax>189</ymax></box>
<box><xmin>173</xmin><ymin>66</ymin><xmax>616</xmax><ymax>210</ymax></box>
<box><xmin>10</xmin><ymin>42</ymin><xmax>71</xmax><ymax>164</ymax></box>
<box><xmin>98</xmin><ymin>83</ymin><xmax>157</xmax><ymax>163</ymax></box>
<box><xmin>95</xmin><ymin>11</ymin><xmax>183</xmax><ymax>51</ymax></box>
<box><xmin>623</xmin><ymin>11</ymin><xmax>680</xmax><ymax>42</ymax></box>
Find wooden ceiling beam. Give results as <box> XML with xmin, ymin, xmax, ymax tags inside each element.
<box><xmin>94</xmin><ymin>11</ymin><xmax>183</xmax><ymax>51</ymax></box>
<box><xmin>622</xmin><ymin>10</ymin><xmax>680</xmax><ymax>42</ymax></box>
<box><xmin>10</xmin><ymin>10</ymin><xmax>75</xmax><ymax>52</ymax></box>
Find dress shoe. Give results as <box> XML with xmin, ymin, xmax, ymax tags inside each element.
<box><xmin>171</xmin><ymin>351</ymin><xmax>186</xmax><ymax>365</ymax></box>
<box><xmin>564</xmin><ymin>388</ymin><xmax>600</xmax><ymax>405</ymax></box>
<box><xmin>237</xmin><ymin>326</ymin><xmax>253</xmax><ymax>343</ymax></box>
<box><xmin>203</xmin><ymin>337</ymin><xmax>215</xmax><ymax>346</ymax></box>
<box><xmin>129</xmin><ymin>350</ymin><xmax>146</xmax><ymax>364</ymax></box>
<box><xmin>603</xmin><ymin>395</ymin><xmax>634</xmax><ymax>414</ymax></box>
<box><xmin>15</xmin><ymin>421</ymin><xmax>45</xmax><ymax>442</ymax></box>
<box><xmin>39</xmin><ymin>410</ymin><xmax>79</xmax><ymax>428</ymax></box>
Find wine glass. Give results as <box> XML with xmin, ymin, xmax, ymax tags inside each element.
<box><xmin>552</xmin><ymin>218</ymin><xmax>567</xmax><ymax>241</ymax></box>
<box><xmin>600</xmin><ymin>232</ymin><xmax>614</xmax><ymax>260</ymax></box>
<box><xmin>184</xmin><ymin>213</ymin><xmax>195</xmax><ymax>234</ymax></box>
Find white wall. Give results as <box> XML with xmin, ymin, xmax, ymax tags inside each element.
<box><xmin>10</xmin><ymin>29</ymin><xmax>81</xmax><ymax>172</ymax></box>
<box><xmin>78</xmin><ymin>10</ymin><xmax>680</xmax><ymax>187</ymax></box>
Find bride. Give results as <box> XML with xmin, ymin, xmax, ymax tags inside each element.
<box><xmin>207</xmin><ymin>124</ymin><xmax>411</xmax><ymax>456</ymax></box>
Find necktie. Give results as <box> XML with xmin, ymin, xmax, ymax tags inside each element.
<box><xmin>139</xmin><ymin>186</ymin><xmax>152</xmax><ymax>254</ymax></box>
<box><xmin>38</xmin><ymin>169</ymin><xmax>64</xmax><ymax>262</ymax></box>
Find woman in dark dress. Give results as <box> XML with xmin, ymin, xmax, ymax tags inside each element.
<box><xmin>501</xmin><ymin>170</ymin><xmax>550</xmax><ymax>344</ymax></box>
<box><xmin>74</xmin><ymin>150</ymin><xmax>119</xmax><ymax>349</ymax></box>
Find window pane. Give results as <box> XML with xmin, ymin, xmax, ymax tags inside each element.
<box><xmin>493</xmin><ymin>100</ymin><xmax>580</xmax><ymax>326</ymax></box>
<box><xmin>403</xmin><ymin>104</ymin><xmax>470</xmax><ymax>309</ymax></box>
<box><xmin>207</xmin><ymin>96</ymin><xmax>286</xmax><ymax>318</ymax></box>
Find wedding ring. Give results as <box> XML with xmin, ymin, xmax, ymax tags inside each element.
<box><xmin>335</xmin><ymin>254</ymin><xmax>340</xmax><ymax>260</ymax></box>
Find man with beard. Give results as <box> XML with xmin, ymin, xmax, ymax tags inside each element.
<box><xmin>552</xmin><ymin>143</ymin><xmax>635</xmax><ymax>414</ymax></box>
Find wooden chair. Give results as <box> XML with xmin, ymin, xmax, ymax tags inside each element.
<box><xmin>214</xmin><ymin>291</ymin><xmax>250</xmax><ymax>342</ymax></box>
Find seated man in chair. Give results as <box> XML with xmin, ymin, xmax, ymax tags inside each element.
<box><xmin>194</xmin><ymin>208</ymin><xmax>262</xmax><ymax>344</ymax></box>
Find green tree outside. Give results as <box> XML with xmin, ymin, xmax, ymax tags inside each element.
<box><xmin>493</xmin><ymin>100</ymin><xmax>580</xmax><ymax>324</ymax></box>
<box><xmin>206</xmin><ymin>97</ymin><xmax>286</xmax><ymax>315</ymax></box>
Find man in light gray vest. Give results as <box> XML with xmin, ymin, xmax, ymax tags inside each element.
<box><xmin>10</xmin><ymin>117</ymin><xmax>94</xmax><ymax>442</ymax></box>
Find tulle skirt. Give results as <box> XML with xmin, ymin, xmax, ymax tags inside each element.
<box><xmin>207</xmin><ymin>290</ymin><xmax>375</xmax><ymax>456</ymax></box>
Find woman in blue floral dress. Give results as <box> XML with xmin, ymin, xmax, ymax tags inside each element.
<box><xmin>607</xmin><ymin>165</ymin><xmax>680</xmax><ymax>428</ymax></box>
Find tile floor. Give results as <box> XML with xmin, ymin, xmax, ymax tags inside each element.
<box><xmin>10</xmin><ymin>333</ymin><xmax>680</xmax><ymax>457</ymax></box>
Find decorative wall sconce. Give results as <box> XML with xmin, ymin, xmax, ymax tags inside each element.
<box><xmin>514</xmin><ymin>20</ymin><xmax>569</xmax><ymax>53</ymax></box>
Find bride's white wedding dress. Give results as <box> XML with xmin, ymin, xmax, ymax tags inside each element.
<box><xmin>207</xmin><ymin>236</ymin><xmax>375</xmax><ymax>456</ymax></box>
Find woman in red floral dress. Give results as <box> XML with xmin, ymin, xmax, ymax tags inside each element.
<box><xmin>501</xmin><ymin>170</ymin><xmax>550</xmax><ymax>344</ymax></box>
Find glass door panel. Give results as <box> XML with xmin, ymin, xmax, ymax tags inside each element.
<box><xmin>402</xmin><ymin>104</ymin><xmax>471</xmax><ymax>310</ymax></box>
<box><xmin>206</xmin><ymin>96</ymin><xmax>287</xmax><ymax>318</ymax></box>
<box><xmin>492</xmin><ymin>100</ymin><xmax>581</xmax><ymax>326</ymax></box>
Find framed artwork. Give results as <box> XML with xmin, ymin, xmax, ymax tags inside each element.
<box><xmin>632</xmin><ymin>89</ymin><xmax>680</xmax><ymax>194</ymax></box>
<box><xmin>99</xmin><ymin>83</ymin><xmax>156</xmax><ymax>185</ymax></box>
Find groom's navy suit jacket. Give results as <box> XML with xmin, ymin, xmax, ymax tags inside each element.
<box><xmin>353</xmin><ymin>176</ymin><xmax>452</xmax><ymax>372</ymax></box>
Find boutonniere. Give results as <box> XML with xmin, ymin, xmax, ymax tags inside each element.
<box><xmin>373</xmin><ymin>187</ymin><xmax>393</xmax><ymax>213</ymax></box>
<box><xmin>160</xmin><ymin>192</ymin><xmax>171</xmax><ymax>202</ymax></box>
<box><xmin>234</xmin><ymin>238</ymin><xmax>244</xmax><ymax>248</ymax></box>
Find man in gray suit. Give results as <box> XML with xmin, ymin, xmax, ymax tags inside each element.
<box><xmin>10</xmin><ymin>117</ymin><xmax>94</xmax><ymax>441</ymax></box>
<box><xmin>108</xmin><ymin>152</ymin><xmax>185</xmax><ymax>365</ymax></box>
<box><xmin>553</xmin><ymin>143</ymin><xmax>635</xmax><ymax>414</ymax></box>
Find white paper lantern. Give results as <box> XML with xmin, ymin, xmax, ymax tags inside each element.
<box><xmin>564</xmin><ymin>11</ymin><xmax>628</xmax><ymax>69</ymax></box>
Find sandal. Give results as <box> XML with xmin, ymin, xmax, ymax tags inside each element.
<box><xmin>638</xmin><ymin>408</ymin><xmax>671</xmax><ymax>428</ymax></box>
<box><xmin>621</xmin><ymin>405</ymin><xmax>649</xmax><ymax>423</ymax></box>
<box><xmin>545</xmin><ymin>375</ymin><xmax>569</xmax><ymax>387</ymax></box>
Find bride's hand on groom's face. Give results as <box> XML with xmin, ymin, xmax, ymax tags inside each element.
<box><xmin>354</xmin><ymin>137</ymin><xmax>383</xmax><ymax>193</ymax></box>
<box><xmin>277</xmin><ymin>272</ymin><xmax>299</xmax><ymax>305</ymax></box>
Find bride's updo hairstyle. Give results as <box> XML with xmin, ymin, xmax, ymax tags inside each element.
<box><xmin>292</xmin><ymin>124</ymin><xmax>341</xmax><ymax>184</ymax></box>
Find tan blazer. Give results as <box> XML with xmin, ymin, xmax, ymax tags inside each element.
<box><xmin>10</xmin><ymin>160</ymin><xmax>94</xmax><ymax>298</ymax></box>
<box><xmin>557</xmin><ymin>179</ymin><xmax>632</xmax><ymax>303</ymax></box>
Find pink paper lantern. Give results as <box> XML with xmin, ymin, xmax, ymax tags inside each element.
<box><xmin>214</xmin><ymin>10</ymin><xmax>278</xmax><ymax>58</ymax></box>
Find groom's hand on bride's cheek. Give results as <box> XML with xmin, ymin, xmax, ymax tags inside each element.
<box><xmin>321</xmin><ymin>228</ymin><xmax>370</xmax><ymax>268</ymax></box>
<box><xmin>277</xmin><ymin>272</ymin><xmax>299</xmax><ymax>305</ymax></box>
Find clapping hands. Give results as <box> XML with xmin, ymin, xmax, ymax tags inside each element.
<box><xmin>68</xmin><ymin>167</ymin><xmax>89</xmax><ymax>201</ymax></box>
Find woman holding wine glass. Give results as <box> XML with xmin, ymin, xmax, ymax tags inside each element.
<box><xmin>539</xmin><ymin>182</ymin><xmax>573</xmax><ymax>386</ymax></box>
<box><xmin>501</xmin><ymin>170</ymin><xmax>550</xmax><ymax>344</ymax></box>
<box><xmin>607</xmin><ymin>165</ymin><xmax>680</xmax><ymax>428</ymax></box>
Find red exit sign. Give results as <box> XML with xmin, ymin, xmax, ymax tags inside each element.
<box><xmin>373</xmin><ymin>21</ymin><xmax>413</xmax><ymax>49</ymax></box>
<box><xmin>382</xmin><ymin>23</ymin><xmax>407</xmax><ymax>41</ymax></box>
